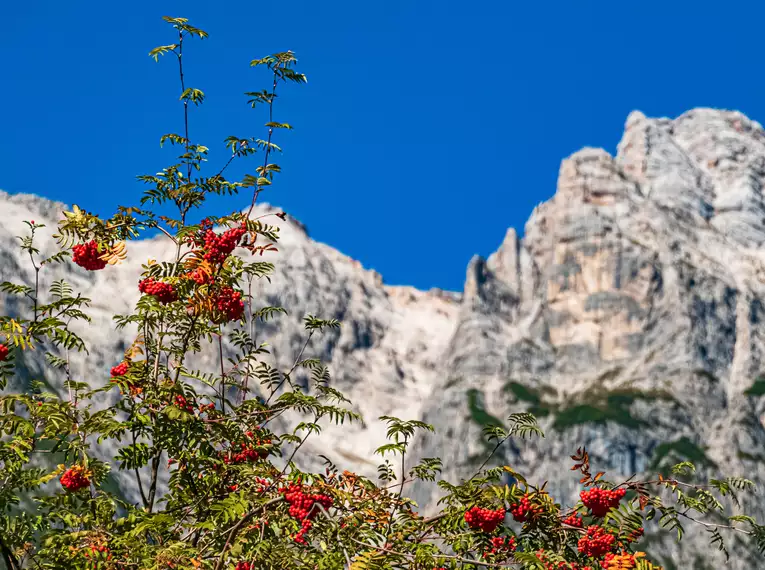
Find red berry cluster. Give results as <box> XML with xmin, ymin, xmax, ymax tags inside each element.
<box><xmin>280</xmin><ymin>482</ymin><xmax>333</xmax><ymax>544</ymax></box>
<box><xmin>174</xmin><ymin>394</ymin><xmax>195</xmax><ymax>412</ymax></box>
<box><xmin>562</xmin><ymin>514</ymin><xmax>584</xmax><ymax>528</ymax></box>
<box><xmin>83</xmin><ymin>543</ymin><xmax>112</xmax><ymax>566</ymax></box>
<box><xmin>60</xmin><ymin>465</ymin><xmax>90</xmax><ymax>492</ymax></box>
<box><xmin>72</xmin><ymin>241</ymin><xmax>107</xmax><ymax>271</ymax></box>
<box><xmin>214</xmin><ymin>286</ymin><xmax>244</xmax><ymax>322</ymax></box>
<box><xmin>578</xmin><ymin>525</ymin><xmax>616</xmax><ymax>558</ymax></box>
<box><xmin>201</xmin><ymin>226</ymin><xmax>247</xmax><ymax>265</ymax></box>
<box><xmin>464</xmin><ymin>505</ymin><xmax>505</xmax><ymax>532</ymax></box>
<box><xmin>291</xmin><ymin>519</ymin><xmax>314</xmax><ymax>544</ymax></box>
<box><xmin>281</xmin><ymin>483</ymin><xmax>333</xmax><ymax>521</ymax></box>
<box><xmin>221</xmin><ymin>432</ymin><xmax>272</xmax><ymax>465</ymax></box>
<box><xmin>0</xmin><ymin>344</ymin><xmax>8</xmax><ymax>362</ymax></box>
<box><xmin>185</xmin><ymin>218</ymin><xmax>215</xmax><ymax>247</ymax></box>
<box><xmin>222</xmin><ymin>442</ymin><xmax>270</xmax><ymax>464</ymax></box>
<box><xmin>138</xmin><ymin>278</ymin><xmax>178</xmax><ymax>304</ymax></box>
<box><xmin>235</xmin><ymin>562</ymin><xmax>252</xmax><ymax>570</ymax></box>
<box><xmin>487</xmin><ymin>535</ymin><xmax>516</xmax><ymax>555</ymax></box>
<box><xmin>580</xmin><ymin>487</ymin><xmax>626</xmax><ymax>517</ymax></box>
<box><xmin>510</xmin><ymin>495</ymin><xmax>544</xmax><ymax>523</ymax></box>
<box><xmin>110</xmin><ymin>361</ymin><xmax>141</xmax><ymax>395</ymax></box>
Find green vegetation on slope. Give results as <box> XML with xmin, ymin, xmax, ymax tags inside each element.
<box><xmin>553</xmin><ymin>403</ymin><xmax>646</xmax><ymax>430</ymax></box>
<box><xmin>650</xmin><ymin>436</ymin><xmax>714</xmax><ymax>472</ymax></box>
<box><xmin>466</xmin><ymin>388</ymin><xmax>504</xmax><ymax>429</ymax></box>
<box><xmin>744</xmin><ymin>377</ymin><xmax>765</xmax><ymax>397</ymax></box>
<box><xmin>553</xmin><ymin>387</ymin><xmax>674</xmax><ymax>431</ymax></box>
<box><xmin>501</xmin><ymin>374</ymin><xmax>677</xmax><ymax>432</ymax></box>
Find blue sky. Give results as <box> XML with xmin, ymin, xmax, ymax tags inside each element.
<box><xmin>3</xmin><ymin>0</ymin><xmax>763</xmax><ymax>291</ymax></box>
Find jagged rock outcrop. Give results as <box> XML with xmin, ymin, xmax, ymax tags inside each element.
<box><xmin>3</xmin><ymin>108</ymin><xmax>765</xmax><ymax>567</ymax></box>
<box><xmin>411</xmin><ymin>108</ymin><xmax>765</xmax><ymax>569</ymax></box>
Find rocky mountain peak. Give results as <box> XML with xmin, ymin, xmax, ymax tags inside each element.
<box><xmin>410</xmin><ymin>109</ymin><xmax>765</xmax><ymax>568</ymax></box>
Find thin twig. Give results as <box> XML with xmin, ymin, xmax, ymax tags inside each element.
<box><xmin>265</xmin><ymin>331</ymin><xmax>313</xmax><ymax>405</ymax></box>
<box><xmin>246</xmin><ymin>69</ymin><xmax>280</xmax><ymax>220</ymax></box>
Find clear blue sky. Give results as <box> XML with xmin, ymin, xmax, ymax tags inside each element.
<box><xmin>3</xmin><ymin>1</ymin><xmax>763</xmax><ymax>291</ymax></box>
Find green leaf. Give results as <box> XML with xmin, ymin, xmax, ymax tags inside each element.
<box><xmin>180</xmin><ymin>88</ymin><xmax>205</xmax><ymax>106</ymax></box>
<box><xmin>149</xmin><ymin>44</ymin><xmax>177</xmax><ymax>61</ymax></box>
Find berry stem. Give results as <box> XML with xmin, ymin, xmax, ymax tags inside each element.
<box><xmin>246</xmin><ymin>60</ymin><xmax>282</xmax><ymax>220</ymax></box>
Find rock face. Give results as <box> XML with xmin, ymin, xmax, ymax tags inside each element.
<box><xmin>3</xmin><ymin>108</ymin><xmax>765</xmax><ymax>567</ymax></box>
<box><xmin>411</xmin><ymin>108</ymin><xmax>765</xmax><ymax>569</ymax></box>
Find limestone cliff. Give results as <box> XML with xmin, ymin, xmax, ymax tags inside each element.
<box><xmin>411</xmin><ymin>109</ymin><xmax>765</xmax><ymax>569</ymax></box>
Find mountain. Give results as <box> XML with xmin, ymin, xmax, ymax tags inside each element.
<box><xmin>409</xmin><ymin>108</ymin><xmax>765</xmax><ymax>568</ymax></box>
<box><xmin>3</xmin><ymin>108</ymin><xmax>765</xmax><ymax>567</ymax></box>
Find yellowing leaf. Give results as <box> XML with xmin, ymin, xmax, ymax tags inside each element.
<box><xmin>99</xmin><ymin>241</ymin><xmax>127</xmax><ymax>265</ymax></box>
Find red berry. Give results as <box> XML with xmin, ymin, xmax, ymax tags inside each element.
<box><xmin>173</xmin><ymin>394</ymin><xmax>194</xmax><ymax>412</ymax></box>
<box><xmin>138</xmin><ymin>277</ymin><xmax>178</xmax><ymax>304</ymax></box>
<box><xmin>201</xmin><ymin>226</ymin><xmax>246</xmax><ymax>265</ymax></box>
<box><xmin>580</xmin><ymin>487</ymin><xmax>626</xmax><ymax>517</ymax></box>
<box><xmin>510</xmin><ymin>495</ymin><xmax>544</xmax><ymax>523</ymax></box>
<box><xmin>0</xmin><ymin>344</ymin><xmax>8</xmax><ymax>362</ymax></box>
<box><xmin>109</xmin><ymin>361</ymin><xmax>141</xmax><ymax>394</ymax></box>
<box><xmin>563</xmin><ymin>514</ymin><xmax>584</xmax><ymax>528</ymax></box>
<box><xmin>578</xmin><ymin>525</ymin><xmax>616</xmax><ymax>558</ymax></box>
<box><xmin>72</xmin><ymin>241</ymin><xmax>107</xmax><ymax>271</ymax></box>
<box><xmin>60</xmin><ymin>465</ymin><xmax>90</xmax><ymax>492</ymax></box>
<box><xmin>280</xmin><ymin>482</ymin><xmax>333</xmax><ymax>527</ymax></box>
<box><xmin>214</xmin><ymin>286</ymin><xmax>244</xmax><ymax>322</ymax></box>
<box><xmin>464</xmin><ymin>505</ymin><xmax>505</xmax><ymax>532</ymax></box>
<box><xmin>110</xmin><ymin>362</ymin><xmax>129</xmax><ymax>377</ymax></box>
<box><xmin>485</xmin><ymin>535</ymin><xmax>516</xmax><ymax>556</ymax></box>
